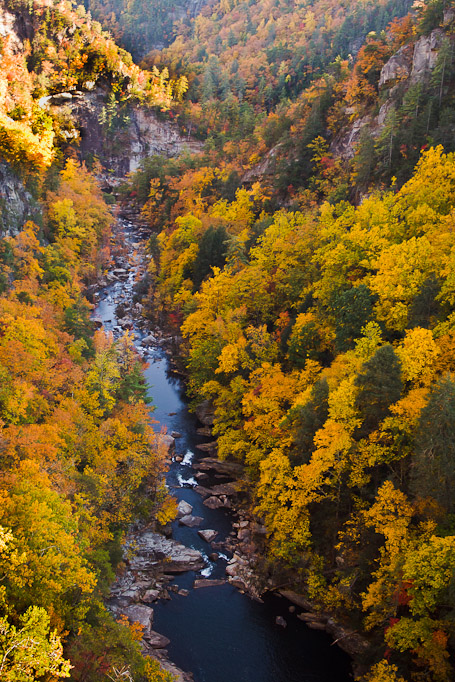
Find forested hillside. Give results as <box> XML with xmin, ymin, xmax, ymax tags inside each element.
<box><xmin>85</xmin><ymin>0</ymin><xmax>202</xmax><ymax>60</ymax></box>
<box><xmin>140</xmin><ymin>145</ymin><xmax>455</xmax><ymax>681</ymax></box>
<box><xmin>0</xmin><ymin>0</ymin><xmax>187</xmax><ymax>175</ymax></box>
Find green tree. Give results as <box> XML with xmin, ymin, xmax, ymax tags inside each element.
<box><xmin>411</xmin><ymin>373</ymin><xmax>455</xmax><ymax>511</ymax></box>
<box><xmin>355</xmin><ymin>344</ymin><xmax>402</xmax><ymax>434</ymax></box>
<box><xmin>192</xmin><ymin>225</ymin><xmax>228</xmax><ymax>288</ymax></box>
<box><xmin>430</xmin><ymin>37</ymin><xmax>453</xmax><ymax>107</ymax></box>
<box><xmin>329</xmin><ymin>284</ymin><xmax>377</xmax><ymax>351</ymax></box>
<box><xmin>288</xmin><ymin>378</ymin><xmax>329</xmax><ymax>465</ymax></box>
<box><xmin>353</xmin><ymin>129</ymin><xmax>377</xmax><ymax>190</ymax></box>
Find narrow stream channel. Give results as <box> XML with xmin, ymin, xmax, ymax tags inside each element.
<box><xmin>94</xmin><ymin>219</ymin><xmax>353</xmax><ymax>682</ymax></box>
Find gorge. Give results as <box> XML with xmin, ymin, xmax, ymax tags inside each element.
<box><xmin>2</xmin><ymin>0</ymin><xmax>455</xmax><ymax>680</ymax></box>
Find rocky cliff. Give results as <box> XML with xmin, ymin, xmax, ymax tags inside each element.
<box><xmin>331</xmin><ymin>25</ymin><xmax>447</xmax><ymax>160</ymax></box>
<box><xmin>0</xmin><ymin>163</ymin><xmax>41</xmax><ymax>237</ymax></box>
<box><xmin>0</xmin><ymin>0</ymin><xmax>33</xmax><ymax>52</ymax></box>
<box><xmin>42</xmin><ymin>90</ymin><xmax>201</xmax><ymax>176</ymax></box>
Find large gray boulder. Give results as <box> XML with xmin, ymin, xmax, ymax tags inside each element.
<box><xmin>177</xmin><ymin>500</ymin><xmax>193</xmax><ymax>518</ymax></box>
<box><xmin>123</xmin><ymin>604</ymin><xmax>154</xmax><ymax>638</ymax></box>
<box><xmin>155</xmin><ymin>433</ymin><xmax>175</xmax><ymax>454</ymax></box>
<box><xmin>179</xmin><ymin>514</ymin><xmax>203</xmax><ymax>527</ymax></box>
<box><xmin>198</xmin><ymin>529</ymin><xmax>218</xmax><ymax>543</ymax></box>
<box><xmin>127</xmin><ymin>531</ymin><xmax>205</xmax><ymax>573</ymax></box>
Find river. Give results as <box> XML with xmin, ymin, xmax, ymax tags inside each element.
<box><xmin>94</xmin><ymin>218</ymin><xmax>353</xmax><ymax>682</ymax></box>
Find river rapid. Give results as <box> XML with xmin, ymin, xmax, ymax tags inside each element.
<box><xmin>94</xmin><ymin>217</ymin><xmax>353</xmax><ymax>682</ymax></box>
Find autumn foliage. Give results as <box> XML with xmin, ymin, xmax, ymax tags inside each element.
<box><xmin>139</xmin><ymin>144</ymin><xmax>455</xmax><ymax>682</ymax></box>
<box><xmin>0</xmin><ymin>159</ymin><xmax>174</xmax><ymax>680</ymax></box>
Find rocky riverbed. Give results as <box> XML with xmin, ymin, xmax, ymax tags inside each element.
<box><xmin>108</xmin><ymin>528</ymin><xmax>205</xmax><ymax>681</ymax></box>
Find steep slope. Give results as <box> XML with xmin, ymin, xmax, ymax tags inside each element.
<box><xmin>162</xmin><ymin>0</ymin><xmax>412</xmax><ymax>107</ymax></box>
<box><xmin>86</xmin><ymin>0</ymin><xmax>208</xmax><ymax>60</ymax></box>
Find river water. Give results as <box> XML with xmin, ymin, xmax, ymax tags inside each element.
<box><xmin>94</xmin><ymin>220</ymin><xmax>353</xmax><ymax>682</ymax></box>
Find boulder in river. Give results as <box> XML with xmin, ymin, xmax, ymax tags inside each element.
<box><xmin>196</xmin><ymin>441</ymin><xmax>218</xmax><ymax>452</ymax></box>
<box><xmin>194</xmin><ymin>485</ymin><xmax>212</xmax><ymax>498</ymax></box>
<box><xmin>237</xmin><ymin>528</ymin><xmax>250</xmax><ymax>541</ymax></box>
<box><xmin>143</xmin><ymin>334</ymin><xmax>156</xmax><ymax>346</ymax></box>
<box><xmin>177</xmin><ymin>500</ymin><xmax>193</xmax><ymax>518</ymax></box>
<box><xmin>155</xmin><ymin>433</ymin><xmax>175</xmax><ymax>454</ymax></box>
<box><xmin>141</xmin><ymin>589</ymin><xmax>160</xmax><ymax>603</ymax></box>
<box><xmin>226</xmin><ymin>561</ymin><xmax>239</xmax><ymax>577</ymax></box>
<box><xmin>127</xmin><ymin>530</ymin><xmax>205</xmax><ymax>573</ymax></box>
<box><xmin>179</xmin><ymin>514</ymin><xmax>203</xmax><ymax>527</ymax></box>
<box><xmin>193</xmin><ymin>579</ymin><xmax>226</xmax><ymax>589</ymax></box>
<box><xmin>146</xmin><ymin>631</ymin><xmax>171</xmax><ymax>649</ymax></box>
<box><xmin>123</xmin><ymin>604</ymin><xmax>154</xmax><ymax>638</ymax></box>
<box><xmin>198</xmin><ymin>529</ymin><xmax>218</xmax><ymax>543</ymax></box>
<box><xmin>194</xmin><ymin>457</ymin><xmax>244</xmax><ymax>477</ymax></box>
<box><xmin>209</xmin><ymin>482</ymin><xmax>237</xmax><ymax>496</ymax></box>
<box><xmin>203</xmin><ymin>496</ymin><xmax>224</xmax><ymax>509</ymax></box>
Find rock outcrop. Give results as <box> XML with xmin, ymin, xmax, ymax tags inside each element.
<box><xmin>331</xmin><ymin>27</ymin><xmax>446</xmax><ymax>162</ymax></box>
<box><xmin>123</xmin><ymin>604</ymin><xmax>155</xmax><ymax>639</ymax></box>
<box><xmin>125</xmin><ymin>529</ymin><xmax>205</xmax><ymax>574</ymax></box>
<box><xmin>108</xmin><ymin>527</ymin><xmax>204</xmax><ymax>682</ymax></box>
<box><xmin>193</xmin><ymin>456</ymin><xmax>244</xmax><ymax>477</ymax></box>
<box><xmin>409</xmin><ymin>29</ymin><xmax>444</xmax><ymax>83</ymax></box>
<box><xmin>378</xmin><ymin>44</ymin><xmax>413</xmax><ymax>88</ymax></box>
<box><xmin>280</xmin><ymin>590</ymin><xmax>370</xmax><ymax>658</ymax></box>
<box><xmin>378</xmin><ymin>29</ymin><xmax>443</xmax><ymax>88</ymax></box>
<box><xmin>194</xmin><ymin>399</ymin><xmax>215</xmax><ymax>426</ymax></box>
<box><xmin>42</xmin><ymin>90</ymin><xmax>202</xmax><ymax>177</ymax></box>
<box><xmin>241</xmin><ymin>145</ymin><xmax>281</xmax><ymax>186</ymax></box>
<box><xmin>0</xmin><ymin>2</ymin><xmax>27</xmax><ymax>53</ymax></box>
<box><xmin>0</xmin><ymin>162</ymin><xmax>42</xmax><ymax>237</ymax></box>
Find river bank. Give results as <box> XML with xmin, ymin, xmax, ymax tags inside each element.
<box><xmin>93</xmin><ymin>211</ymin><xmax>354</xmax><ymax>682</ymax></box>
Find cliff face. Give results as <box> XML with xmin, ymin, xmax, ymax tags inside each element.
<box><xmin>43</xmin><ymin>90</ymin><xmax>201</xmax><ymax>176</ymax></box>
<box><xmin>0</xmin><ymin>0</ymin><xmax>202</xmax><ymax>233</ymax></box>
<box><xmin>0</xmin><ymin>163</ymin><xmax>41</xmax><ymax>237</ymax></box>
<box><xmin>331</xmin><ymin>26</ymin><xmax>445</xmax><ymax>160</ymax></box>
<box><xmin>0</xmin><ymin>93</ymin><xmax>200</xmax><ymax>233</ymax></box>
<box><xmin>0</xmin><ymin>1</ymin><xmax>34</xmax><ymax>52</ymax></box>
